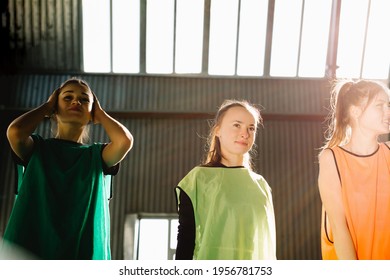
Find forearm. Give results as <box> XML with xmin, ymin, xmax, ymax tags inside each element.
<box><xmin>95</xmin><ymin>110</ymin><xmax>133</xmax><ymax>167</ymax></box>
<box><xmin>333</xmin><ymin>228</ymin><xmax>357</xmax><ymax>259</ymax></box>
<box><xmin>7</xmin><ymin>103</ymin><xmax>52</xmax><ymax>159</ymax></box>
<box><xmin>96</xmin><ymin>111</ymin><xmax>132</xmax><ymax>147</ymax></box>
<box><xmin>8</xmin><ymin>103</ymin><xmax>52</xmax><ymax>139</ymax></box>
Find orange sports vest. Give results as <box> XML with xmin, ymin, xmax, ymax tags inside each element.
<box><xmin>321</xmin><ymin>143</ymin><xmax>390</xmax><ymax>260</ymax></box>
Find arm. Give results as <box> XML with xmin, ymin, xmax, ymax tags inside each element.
<box><xmin>175</xmin><ymin>190</ymin><xmax>195</xmax><ymax>260</ymax></box>
<box><xmin>92</xmin><ymin>92</ymin><xmax>133</xmax><ymax>168</ymax></box>
<box><xmin>318</xmin><ymin>149</ymin><xmax>357</xmax><ymax>259</ymax></box>
<box><xmin>6</xmin><ymin>89</ymin><xmax>58</xmax><ymax>162</ymax></box>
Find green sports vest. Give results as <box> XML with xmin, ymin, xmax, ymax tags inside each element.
<box><xmin>2</xmin><ymin>134</ymin><xmax>112</xmax><ymax>260</ymax></box>
<box><xmin>176</xmin><ymin>166</ymin><xmax>276</xmax><ymax>260</ymax></box>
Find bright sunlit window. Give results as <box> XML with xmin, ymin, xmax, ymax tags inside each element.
<box><xmin>82</xmin><ymin>0</ymin><xmax>390</xmax><ymax>79</ymax></box>
<box><xmin>82</xmin><ymin>0</ymin><xmax>111</xmax><ymax>72</ymax></box>
<box><xmin>236</xmin><ymin>0</ymin><xmax>268</xmax><ymax>76</ymax></box>
<box><xmin>112</xmin><ymin>0</ymin><xmax>140</xmax><ymax>73</ymax></box>
<box><xmin>298</xmin><ymin>0</ymin><xmax>332</xmax><ymax>77</ymax></box>
<box><xmin>337</xmin><ymin>0</ymin><xmax>390</xmax><ymax>79</ymax></box>
<box><xmin>137</xmin><ymin>218</ymin><xmax>178</xmax><ymax>260</ymax></box>
<box><xmin>270</xmin><ymin>0</ymin><xmax>302</xmax><ymax>77</ymax></box>
<box><xmin>146</xmin><ymin>0</ymin><xmax>175</xmax><ymax>74</ymax></box>
<box><xmin>175</xmin><ymin>0</ymin><xmax>204</xmax><ymax>74</ymax></box>
<box><xmin>336</xmin><ymin>0</ymin><xmax>368</xmax><ymax>78</ymax></box>
<box><xmin>208</xmin><ymin>0</ymin><xmax>239</xmax><ymax>75</ymax></box>
<box><xmin>138</xmin><ymin>219</ymin><xmax>169</xmax><ymax>260</ymax></box>
<box><xmin>362</xmin><ymin>0</ymin><xmax>390</xmax><ymax>79</ymax></box>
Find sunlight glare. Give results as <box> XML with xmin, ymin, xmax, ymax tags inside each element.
<box><xmin>175</xmin><ymin>0</ymin><xmax>204</xmax><ymax>74</ymax></box>
<box><xmin>208</xmin><ymin>0</ymin><xmax>239</xmax><ymax>75</ymax></box>
<box><xmin>336</xmin><ymin>0</ymin><xmax>368</xmax><ymax>78</ymax></box>
<box><xmin>112</xmin><ymin>0</ymin><xmax>140</xmax><ymax>73</ymax></box>
<box><xmin>298</xmin><ymin>0</ymin><xmax>332</xmax><ymax>77</ymax></box>
<box><xmin>138</xmin><ymin>219</ymin><xmax>168</xmax><ymax>260</ymax></box>
<box><xmin>146</xmin><ymin>0</ymin><xmax>175</xmax><ymax>74</ymax></box>
<box><xmin>270</xmin><ymin>0</ymin><xmax>302</xmax><ymax>77</ymax></box>
<box><xmin>236</xmin><ymin>0</ymin><xmax>268</xmax><ymax>76</ymax></box>
<box><xmin>82</xmin><ymin>0</ymin><xmax>111</xmax><ymax>73</ymax></box>
<box><xmin>362</xmin><ymin>0</ymin><xmax>390</xmax><ymax>79</ymax></box>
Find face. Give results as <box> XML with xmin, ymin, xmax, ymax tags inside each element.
<box><xmin>56</xmin><ymin>83</ymin><xmax>94</xmax><ymax>126</ymax></box>
<box><xmin>355</xmin><ymin>90</ymin><xmax>390</xmax><ymax>136</ymax></box>
<box><xmin>216</xmin><ymin>106</ymin><xmax>257</xmax><ymax>160</ymax></box>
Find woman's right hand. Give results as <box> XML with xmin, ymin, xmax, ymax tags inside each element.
<box><xmin>44</xmin><ymin>88</ymin><xmax>60</xmax><ymax>117</ymax></box>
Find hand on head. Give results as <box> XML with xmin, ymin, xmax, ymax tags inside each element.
<box><xmin>91</xmin><ymin>91</ymin><xmax>104</xmax><ymax>124</ymax></box>
<box><xmin>44</xmin><ymin>88</ymin><xmax>60</xmax><ymax>118</ymax></box>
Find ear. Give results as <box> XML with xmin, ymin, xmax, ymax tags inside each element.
<box><xmin>350</xmin><ymin>105</ymin><xmax>362</xmax><ymax>120</ymax></box>
<box><xmin>215</xmin><ymin>126</ymin><xmax>221</xmax><ymax>137</ymax></box>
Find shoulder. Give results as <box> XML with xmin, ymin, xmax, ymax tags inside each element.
<box><xmin>178</xmin><ymin>166</ymin><xmax>221</xmax><ymax>187</ymax></box>
<box><xmin>318</xmin><ymin>148</ymin><xmax>341</xmax><ymax>187</ymax></box>
<box><xmin>249</xmin><ymin>170</ymin><xmax>267</xmax><ymax>183</ymax></box>
<box><xmin>318</xmin><ymin>148</ymin><xmax>336</xmax><ymax>166</ymax></box>
<box><xmin>179</xmin><ymin>166</ymin><xmax>205</xmax><ymax>181</ymax></box>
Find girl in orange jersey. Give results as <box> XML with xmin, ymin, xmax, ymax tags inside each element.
<box><xmin>318</xmin><ymin>79</ymin><xmax>390</xmax><ymax>259</ymax></box>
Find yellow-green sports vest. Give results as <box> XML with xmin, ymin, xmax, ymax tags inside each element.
<box><xmin>176</xmin><ymin>166</ymin><xmax>276</xmax><ymax>260</ymax></box>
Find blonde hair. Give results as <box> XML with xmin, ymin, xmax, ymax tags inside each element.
<box><xmin>51</xmin><ymin>77</ymin><xmax>93</xmax><ymax>143</ymax></box>
<box><xmin>322</xmin><ymin>79</ymin><xmax>389</xmax><ymax>150</ymax></box>
<box><xmin>203</xmin><ymin>99</ymin><xmax>262</xmax><ymax>170</ymax></box>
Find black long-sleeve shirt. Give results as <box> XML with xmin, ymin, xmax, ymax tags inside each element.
<box><xmin>175</xmin><ymin>190</ymin><xmax>195</xmax><ymax>259</ymax></box>
<box><xmin>175</xmin><ymin>163</ymin><xmax>245</xmax><ymax>260</ymax></box>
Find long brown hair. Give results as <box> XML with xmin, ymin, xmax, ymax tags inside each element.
<box><xmin>321</xmin><ymin>79</ymin><xmax>389</xmax><ymax>150</ymax></box>
<box><xmin>203</xmin><ymin>99</ymin><xmax>262</xmax><ymax>170</ymax></box>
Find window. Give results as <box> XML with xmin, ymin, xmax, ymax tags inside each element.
<box><xmin>82</xmin><ymin>0</ymin><xmax>390</xmax><ymax>79</ymax></box>
<box><xmin>82</xmin><ymin>0</ymin><xmax>111</xmax><ymax>72</ymax></box>
<box><xmin>126</xmin><ymin>215</ymin><xmax>178</xmax><ymax>260</ymax></box>
<box><xmin>236</xmin><ymin>0</ymin><xmax>268</xmax><ymax>76</ymax></box>
<box><xmin>146</xmin><ymin>0</ymin><xmax>175</xmax><ymax>74</ymax></box>
<box><xmin>175</xmin><ymin>0</ymin><xmax>204</xmax><ymax>74</ymax></box>
<box><xmin>113</xmin><ymin>0</ymin><xmax>140</xmax><ymax>73</ymax></box>
<box><xmin>337</xmin><ymin>0</ymin><xmax>390</xmax><ymax>79</ymax></box>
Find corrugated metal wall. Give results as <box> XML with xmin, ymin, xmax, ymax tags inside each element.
<box><xmin>3</xmin><ymin>0</ymin><xmax>81</xmax><ymax>72</ymax></box>
<box><xmin>1</xmin><ymin>74</ymin><xmax>329</xmax><ymax>260</ymax></box>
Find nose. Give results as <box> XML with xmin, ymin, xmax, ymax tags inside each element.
<box><xmin>71</xmin><ymin>99</ymin><xmax>81</xmax><ymax>105</ymax></box>
<box><xmin>241</xmin><ymin>128</ymin><xmax>249</xmax><ymax>139</ymax></box>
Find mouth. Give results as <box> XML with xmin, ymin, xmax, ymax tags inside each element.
<box><xmin>235</xmin><ymin>141</ymin><xmax>249</xmax><ymax>146</ymax></box>
<box><xmin>68</xmin><ymin>107</ymin><xmax>82</xmax><ymax>112</ymax></box>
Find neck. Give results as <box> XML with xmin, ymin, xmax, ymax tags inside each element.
<box><xmin>56</xmin><ymin>124</ymin><xmax>85</xmax><ymax>143</ymax></box>
<box><xmin>343</xmin><ymin>133</ymin><xmax>379</xmax><ymax>155</ymax></box>
<box><xmin>220</xmin><ymin>155</ymin><xmax>245</xmax><ymax>167</ymax></box>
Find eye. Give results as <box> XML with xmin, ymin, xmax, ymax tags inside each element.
<box><xmin>81</xmin><ymin>98</ymin><xmax>90</xmax><ymax>103</ymax></box>
<box><xmin>249</xmin><ymin>126</ymin><xmax>256</xmax><ymax>132</ymax></box>
<box><xmin>233</xmin><ymin>123</ymin><xmax>241</xmax><ymax>128</ymax></box>
<box><xmin>63</xmin><ymin>95</ymin><xmax>72</xmax><ymax>101</ymax></box>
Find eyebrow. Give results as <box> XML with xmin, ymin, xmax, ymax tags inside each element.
<box><xmin>233</xmin><ymin>120</ymin><xmax>256</xmax><ymax>126</ymax></box>
<box><xmin>61</xmin><ymin>90</ymin><xmax>90</xmax><ymax>96</ymax></box>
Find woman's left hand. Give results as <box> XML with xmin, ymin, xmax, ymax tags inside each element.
<box><xmin>91</xmin><ymin>91</ymin><xmax>105</xmax><ymax>124</ymax></box>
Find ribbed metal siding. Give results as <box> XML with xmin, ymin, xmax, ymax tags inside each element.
<box><xmin>0</xmin><ymin>74</ymin><xmax>328</xmax><ymax>260</ymax></box>
<box><xmin>1</xmin><ymin>74</ymin><xmax>330</xmax><ymax>114</ymax></box>
<box><xmin>5</xmin><ymin>0</ymin><xmax>81</xmax><ymax>71</ymax></box>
